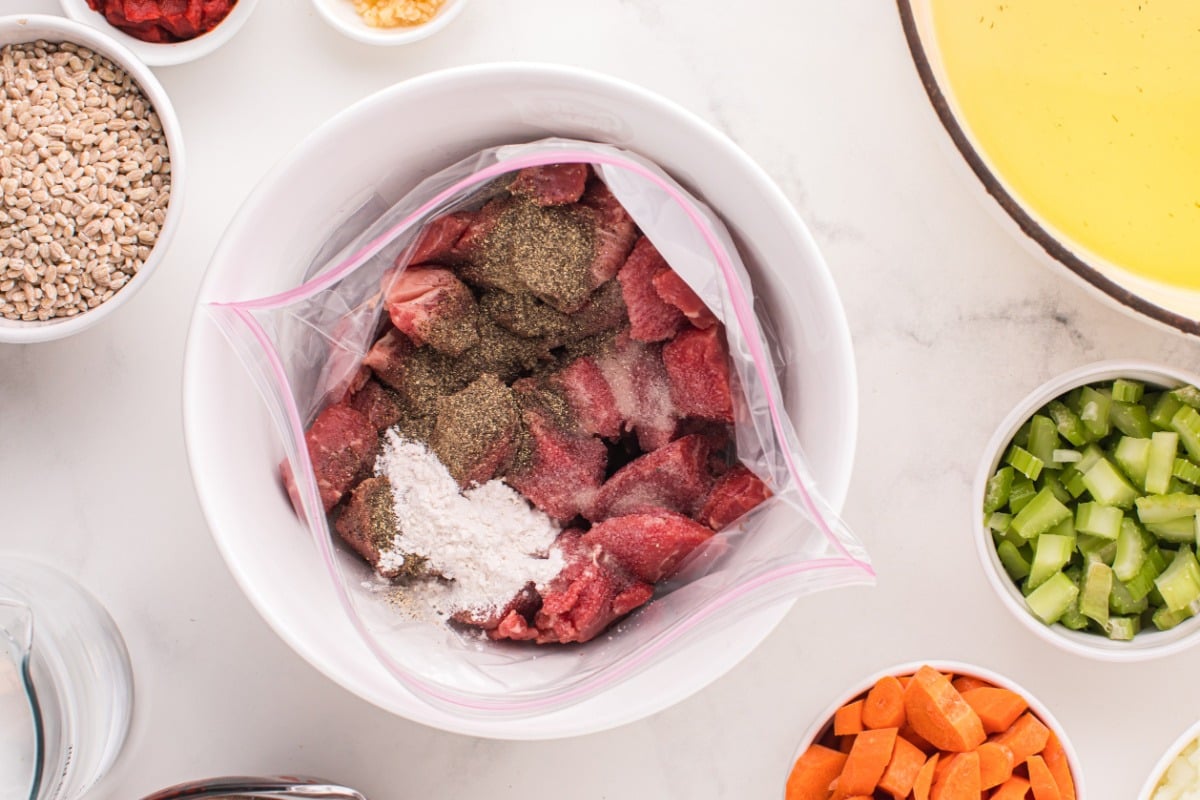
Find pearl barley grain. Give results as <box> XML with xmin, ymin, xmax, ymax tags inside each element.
<box><xmin>0</xmin><ymin>40</ymin><xmax>170</xmax><ymax>323</ymax></box>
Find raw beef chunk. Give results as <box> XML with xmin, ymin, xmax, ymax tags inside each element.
<box><xmin>408</xmin><ymin>211</ymin><xmax>473</xmax><ymax>265</ymax></box>
<box><xmin>662</xmin><ymin>326</ymin><xmax>735</xmax><ymax>423</ymax></box>
<box><xmin>285</xmin><ymin>403</ymin><xmax>378</xmax><ymax>513</ymax></box>
<box><xmin>430</xmin><ymin>375</ymin><xmax>521</xmax><ymax>488</ymax></box>
<box><xmin>506</xmin><ymin>408</ymin><xmax>606</xmax><ymax>523</ymax></box>
<box><xmin>587</xmin><ymin>434</ymin><xmax>712</xmax><ymax>522</ymax></box>
<box><xmin>508</xmin><ymin>164</ymin><xmax>589</xmax><ymax>207</ymax></box>
<box><xmin>652</xmin><ymin>268</ymin><xmax>718</xmax><ymax>329</ymax></box>
<box><xmin>582</xmin><ymin>510</ymin><xmax>713</xmax><ymax>583</ymax></box>
<box><xmin>479</xmin><ymin>279</ymin><xmax>625</xmax><ymax>345</ymax></box>
<box><xmin>384</xmin><ymin>266</ymin><xmax>479</xmax><ymax>356</ymax></box>
<box><xmin>334</xmin><ymin>477</ymin><xmax>429</xmax><ymax>580</ymax></box>
<box><xmin>349</xmin><ymin>378</ymin><xmax>406</xmax><ymax>432</ymax></box>
<box><xmin>594</xmin><ymin>331</ymin><xmax>678</xmax><ymax>450</ymax></box>
<box><xmin>549</xmin><ymin>357</ymin><xmax>622</xmax><ymax>439</ymax></box>
<box><xmin>699</xmin><ymin>465</ymin><xmax>771</xmax><ymax>530</ymax></box>
<box><xmin>578</xmin><ymin>179</ymin><xmax>638</xmax><ymax>286</ymax></box>
<box><xmin>453</xmin><ymin>583</ymin><xmax>541</xmax><ymax>631</ymax></box>
<box><xmin>363</xmin><ymin>329</ymin><xmax>466</xmax><ymax>408</ymax></box>
<box><xmin>617</xmin><ymin>237</ymin><xmax>684</xmax><ymax>342</ymax></box>
<box><xmin>452</xmin><ymin>199</ymin><xmax>527</xmax><ymax>294</ymax></box>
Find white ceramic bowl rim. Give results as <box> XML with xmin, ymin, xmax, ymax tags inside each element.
<box><xmin>783</xmin><ymin>660</ymin><xmax>1086</xmax><ymax>799</ymax></box>
<box><xmin>974</xmin><ymin>360</ymin><xmax>1200</xmax><ymax>662</ymax></box>
<box><xmin>58</xmin><ymin>0</ymin><xmax>259</xmax><ymax>66</ymax></box>
<box><xmin>0</xmin><ymin>14</ymin><xmax>185</xmax><ymax>344</ymax></box>
<box><xmin>1139</xmin><ymin>717</ymin><xmax>1200</xmax><ymax>800</ymax></box>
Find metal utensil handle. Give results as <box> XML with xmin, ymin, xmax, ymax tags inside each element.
<box><xmin>0</xmin><ymin>598</ymin><xmax>44</xmax><ymax>800</ymax></box>
<box><xmin>138</xmin><ymin>777</ymin><xmax>367</xmax><ymax>800</ymax></box>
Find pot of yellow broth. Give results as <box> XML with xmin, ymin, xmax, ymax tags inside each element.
<box><xmin>899</xmin><ymin>0</ymin><xmax>1200</xmax><ymax>334</ymax></box>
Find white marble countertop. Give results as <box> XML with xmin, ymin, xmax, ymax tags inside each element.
<box><xmin>3</xmin><ymin>1</ymin><xmax>1199</xmax><ymax>798</ymax></box>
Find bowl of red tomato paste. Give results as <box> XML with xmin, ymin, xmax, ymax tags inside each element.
<box><xmin>60</xmin><ymin>0</ymin><xmax>258</xmax><ymax>65</ymax></box>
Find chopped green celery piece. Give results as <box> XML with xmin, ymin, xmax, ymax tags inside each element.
<box><xmin>1013</xmin><ymin>420</ymin><xmax>1033</xmax><ymax>449</ymax></box>
<box><xmin>986</xmin><ymin>512</ymin><xmax>1013</xmax><ymax>533</ymax></box>
<box><xmin>1112</xmin><ymin>379</ymin><xmax>1145</xmax><ymax>403</ymax></box>
<box><xmin>1052</xmin><ymin>449</ymin><xmax>1082</xmax><ymax>464</ymax></box>
<box><xmin>1025</xmin><ymin>572</ymin><xmax>1079</xmax><ymax>625</ymax></box>
<box><xmin>1109</xmin><ymin>578</ymin><xmax>1149</xmax><ymax>615</ymax></box>
<box><xmin>1104</xmin><ymin>615</ymin><xmax>1141</xmax><ymax>641</ymax></box>
<box><xmin>1125</xmin><ymin>554</ymin><xmax>1164</xmax><ymax>602</ymax></box>
<box><xmin>997</xmin><ymin>540</ymin><xmax>1032</xmax><ymax>582</ymax></box>
<box><xmin>1082</xmin><ymin>458</ymin><xmax>1140</xmax><ymax>509</ymax></box>
<box><xmin>1152</xmin><ymin>603</ymin><xmax>1196</xmax><ymax>631</ymax></box>
<box><xmin>1006</xmin><ymin>445</ymin><xmax>1045</xmax><ymax>481</ymax></box>
<box><xmin>1151</xmin><ymin>392</ymin><xmax>1186</xmax><ymax>429</ymax></box>
<box><xmin>1171</xmin><ymin>384</ymin><xmax>1200</xmax><ymax>409</ymax></box>
<box><xmin>1113</xmin><ymin>519</ymin><xmax>1147</xmax><ymax>582</ymax></box>
<box><xmin>1008</xmin><ymin>477</ymin><xmax>1037</xmax><ymax>514</ymax></box>
<box><xmin>1040</xmin><ymin>472</ymin><xmax>1072</xmax><ymax>505</ymax></box>
<box><xmin>1148</xmin><ymin>546</ymin><xmax>1170</xmax><ymax>571</ymax></box>
<box><xmin>1028</xmin><ymin>533</ymin><xmax>1075</xmax><ymax>589</ymax></box>
<box><xmin>1168</xmin><ymin>477</ymin><xmax>1196</xmax><ymax>495</ymax></box>
<box><xmin>1146</xmin><ymin>432</ymin><xmax>1180</xmax><ymax>495</ymax></box>
<box><xmin>1047</xmin><ymin>516</ymin><xmax>1076</xmax><ymax>539</ymax></box>
<box><xmin>1110</xmin><ymin>401</ymin><xmax>1153</xmax><ymax>438</ymax></box>
<box><xmin>1075</xmin><ymin>502</ymin><xmax>1123</xmax><ymax>539</ymax></box>
<box><xmin>1080</xmin><ymin>562</ymin><xmax>1112</xmax><ymax>625</ymax></box>
<box><xmin>1061</xmin><ymin>467</ymin><xmax>1088</xmax><ymax>498</ymax></box>
<box><xmin>1012</xmin><ymin>489</ymin><xmax>1072</xmax><ymax>540</ymax></box>
<box><xmin>1135</xmin><ymin>492</ymin><xmax>1200</xmax><ymax>523</ymax></box>
<box><xmin>1080</xmin><ymin>386</ymin><xmax>1113</xmax><ymax>439</ymax></box>
<box><xmin>1077</xmin><ymin>533</ymin><xmax>1117</xmax><ymax>565</ymax></box>
<box><xmin>1027</xmin><ymin>415</ymin><xmax>1061</xmax><ymax>466</ymax></box>
<box><xmin>1065</xmin><ymin>387</ymin><xmax>1084</xmax><ymax>414</ymax></box>
<box><xmin>1146</xmin><ymin>517</ymin><xmax>1197</xmax><ymax>544</ymax></box>
<box><xmin>983</xmin><ymin>466</ymin><xmax>1014</xmax><ymax>514</ymax></box>
<box><xmin>1113</xmin><ymin>436</ymin><xmax>1152</xmax><ymax>489</ymax></box>
<box><xmin>1059</xmin><ymin>596</ymin><xmax>1090</xmax><ymax>630</ymax></box>
<box><xmin>1174</xmin><ymin>458</ymin><xmax>1200</xmax><ymax>486</ymax></box>
<box><xmin>1047</xmin><ymin>400</ymin><xmax>1089</xmax><ymax>446</ymax></box>
<box><xmin>1154</xmin><ymin>546</ymin><xmax>1200</xmax><ymax>611</ymax></box>
<box><xmin>1171</xmin><ymin>406</ymin><xmax>1200</xmax><ymax>462</ymax></box>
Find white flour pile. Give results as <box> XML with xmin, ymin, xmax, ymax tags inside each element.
<box><xmin>373</xmin><ymin>431</ymin><xmax>564</xmax><ymax>619</ymax></box>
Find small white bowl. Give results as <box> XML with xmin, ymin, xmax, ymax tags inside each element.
<box><xmin>310</xmin><ymin>0</ymin><xmax>468</xmax><ymax>46</ymax></box>
<box><xmin>782</xmin><ymin>660</ymin><xmax>1085</xmax><ymax>799</ymax></box>
<box><xmin>1140</xmin><ymin>718</ymin><xmax>1200</xmax><ymax>800</ymax></box>
<box><xmin>0</xmin><ymin>14</ymin><xmax>185</xmax><ymax>344</ymax></box>
<box><xmin>59</xmin><ymin>0</ymin><xmax>259</xmax><ymax>66</ymax></box>
<box><xmin>975</xmin><ymin>360</ymin><xmax>1200</xmax><ymax>661</ymax></box>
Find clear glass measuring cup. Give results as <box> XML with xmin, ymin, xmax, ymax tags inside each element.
<box><xmin>0</xmin><ymin>557</ymin><xmax>133</xmax><ymax>800</ymax></box>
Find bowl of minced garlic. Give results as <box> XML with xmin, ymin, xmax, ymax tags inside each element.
<box><xmin>311</xmin><ymin>0</ymin><xmax>468</xmax><ymax>45</ymax></box>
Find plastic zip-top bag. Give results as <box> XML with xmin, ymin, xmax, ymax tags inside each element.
<box><xmin>207</xmin><ymin>138</ymin><xmax>873</xmax><ymax>716</ymax></box>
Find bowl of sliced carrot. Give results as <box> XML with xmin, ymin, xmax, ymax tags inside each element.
<box><xmin>784</xmin><ymin>662</ymin><xmax>1082</xmax><ymax>799</ymax></box>
<box><xmin>976</xmin><ymin>360</ymin><xmax>1200</xmax><ymax>661</ymax></box>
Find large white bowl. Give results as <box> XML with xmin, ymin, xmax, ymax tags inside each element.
<box><xmin>0</xmin><ymin>14</ymin><xmax>185</xmax><ymax>344</ymax></box>
<box><xmin>182</xmin><ymin>64</ymin><xmax>859</xmax><ymax>738</ymax></box>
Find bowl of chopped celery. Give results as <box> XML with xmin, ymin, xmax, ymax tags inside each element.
<box><xmin>976</xmin><ymin>360</ymin><xmax>1200</xmax><ymax>660</ymax></box>
<box><xmin>1141</xmin><ymin>718</ymin><xmax>1200</xmax><ymax>800</ymax></box>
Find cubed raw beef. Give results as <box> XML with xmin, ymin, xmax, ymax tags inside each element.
<box><xmin>583</xmin><ymin>509</ymin><xmax>714</xmax><ymax>583</ymax></box>
<box><xmin>480</xmin><ymin>279</ymin><xmax>626</xmax><ymax>346</ymax></box>
<box><xmin>283</xmin><ymin>403</ymin><xmax>378</xmax><ymax>513</ymax></box>
<box><xmin>578</xmin><ymin>179</ymin><xmax>638</xmax><ymax>286</ymax></box>
<box><xmin>452</xmin><ymin>199</ymin><xmax>527</xmax><ymax>295</ymax></box>
<box><xmin>458</xmin><ymin>317</ymin><xmax>555</xmax><ymax>383</ymax></box>
<box><xmin>430</xmin><ymin>374</ymin><xmax>520</xmax><ymax>487</ymax></box>
<box><xmin>508</xmin><ymin>164</ymin><xmax>589</xmax><ymax>206</ymax></box>
<box><xmin>699</xmin><ymin>465</ymin><xmax>772</xmax><ymax>530</ymax></box>
<box><xmin>662</xmin><ymin>325</ymin><xmax>735</xmax><ymax>423</ymax></box>
<box><xmin>652</xmin><ymin>268</ymin><xmax>718</xmax><ymax>329</ymax></box>
<box><xmin>363</xmin><ymin>329</ymin><xmax>469</xmax><ymax>410</ymax></box>
<box><xmin>383</xmin><ymin>266</ymin><xmax>479</xmax><ymax>356</ymax></box>
<box><xmin>617</xmin><ymin>237</ymin><xmax>685</xmax><ymax>342</ymax></box>
<box><xmin>453</xmin><ymin>583</ymin><xmax>541</xmax><ymax>631</ymax></box>
<box><xmin>506</xmin><ymin>408</ymin><xmax>607</xmax><ymax>523</ymax></box>
<box><xmin>550</xmin><ymin>357</ymin><xmax>622</xmax><ymax>439</ymax></box>
<box><xmin>594</xmin><ymin>331</ymin><xmax>678</xmax><ymax>450</ymax></box>
<box><xmin>526</xmin><ymin>532</ymin><xmax>654</xmax><ymax>644</ymax></box>
<box><xmin>408</xmin><ymin>211</ymin><xmax>473</xmax><ymax>265</ymax></box>
<box><xmin>586</xmin><ymin>434</ymin><xmax>712</xmax><ymax>522</ymax></box>
<box><xmin>334</xmin><ymin>476</ymin><xmax>429</xmax><ymax>580</ymax></box>
<box><xmin>349</xmin><ymin>378</ymin><xmax>406</xmax><ymax>432</ymax></box>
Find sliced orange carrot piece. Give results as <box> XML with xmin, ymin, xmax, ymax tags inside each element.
<box><xmin>951</xmin><ymin>675</ymin><xmax>989</xmax><ymax>693</ymax></box>
<box><xmin>838</xmin><ymin>734</ymin><xmax>855</xmax><ymax>754</ymax></box>
<box><xmin>862</xmin><ymin>675</ymin><xmax>907</xmax><ymax>729</ymax></box>
<box><xmin>1028</xmin><ymin>754</ymin><xmax>1062</xmax><ymax>800</ymax></box>
<box><xmin>931</xmin><ymin>750</ymin><xmax>981</xmax><ymax>800</ymax></box>
<box><xmin>933</xmin><ymin>752</ymin><xmax>955</xmax><ymax>784</ymax></box>
<box><xmin>976</xmin><ymin>741</ymin><xmax>1015</xmax><ymax>789</ymax></box>
<box><xmin>899</xmin><ymin>722</ymin><xmax>938</xmax><ymax>754</ymax></box>
<box><xmin>912</xmin><ymin>753</ymin><xmax>939</xmax><ymax>800</ymax></box>
<box><xmin>876</xmin><ymin>735</ymin><xmax>925</xmax><ymax>798</ymax></box>
<box><xmin>992</xmin><ymin>774</ymin><xmax>1032</xmax><ymax>800</ymax></box>
<box><xmin>834</xmin><ymin>726</ymin><xmax>898</xmax><ymax>797</ymax></box>
<box><xmin>898</xmin><ymin>675</ymin><xmax>913</xmax><ymax>689</ymax></box>
<box><xmin>904</xmin><ymin>665</ymin><xmax>987</xmax><ymax>752</ymax></box>
<box><xmin>1042</xmin><ymin>731</ymin><xmax>1076</xmax><ymax>800</ymax></box>
<box><xmin>992</xmin><ymin>712</ymin><xmax>1051</xmax><ymax>765</ymax></box>
<box><xmin>834</xmin><ymin>700</ymin><xmax>865</xmax><ymax>736</ymax></box>
<box><xmin>961</xmin><ymin>687</ymin><xmax>1029</xmax><ymax>734</ymax></box>
<box><xmin>785</xmin><ymin>744</ymin><xmax>846</xmax><ymax>800</ymax></box>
